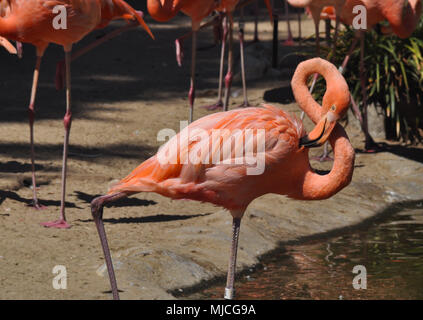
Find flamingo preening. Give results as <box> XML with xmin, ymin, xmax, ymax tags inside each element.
<box><xmin>0</xmin><ymin>0</ymin><xmax>153</xmax><ymax>228</ymax></box>
<box><xmin>90</xmin><ymin>58</ymin><xmax>355</xmax><ymax>300</ymax></box>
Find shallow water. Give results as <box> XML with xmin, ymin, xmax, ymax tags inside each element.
<box><xmin>186</xmin><ymin>203</ymin><xmax>423</xmax><ymax>300</ymax></box>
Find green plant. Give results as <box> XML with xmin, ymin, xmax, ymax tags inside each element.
<box><xmin>312</xmin><ymin>17</ymin><xmax>423</xmax><ymax>144</ymax></box>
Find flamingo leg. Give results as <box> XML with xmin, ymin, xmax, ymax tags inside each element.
<box><xmin>297</xmin><ymin>11</ymin><xmax>302</xmax><ymax>44</ymax></box>
<box><xmin>223</xmin><ymin>16</ymin><xmax>234</xmax><ymax>111</ymax></box>
<box><xmin>41</xmin><ymin>50</ymin><xmax>73</xmax><ymax>229</ymax></box>
<box><xmin>338</xmin><ymin>35</ymin><xmax>359</xmax><ymax>74</ymax></box>
<box><xmin>203</xmin><ymin>15</ymin><xmax>228</xmax><ymax>111</ymax></box>
<box><xmin>91</xmin><ymin>192</ymin><xmax>128</xmax><ymax>300</ymax></box>
<box><xmin>56</xmin><ymin>22</ymin><xmax>139</xmax><ymax>90</ymax></box>
<box><xmin>283</xmin><ymin>0</ymin><xmax>294</xmax><ymax>46</ymax></box>
<box><xmin>175</xmin><ymin>15</ymin><xmax>222</xmax><ymax>67</ymax></box>
<box><xmin>332</xmin><ymin>12</ymin><xmax>341</xmax><ymax>53</ymax></box>
<box><xmin>314</xmin><ymin>20</ymin><xmax>320</xmax><ymax>57</ymax></box>
<box><xmin>224</xmin><ymin>217</ymin><xmax>241</xmax><ymax>300</ymax></box>
<box><xmin>301</xmin><ymin>7</ymin><xmax>321</xmax><ymax>107</ymax></box>
<box><xmin>325</xmin><ymin>19</ymin><xmax>331</xmax><ymax>46</ymax></box>
<box><xmin>17</xmin><ymin>41</ymin><xmax>23</xmax><ymax>58</ymax></box>
<box><xmin>238</xmin><ymin>8</ymin><xmax>251</xmax><ymax>108</ymax></box>
<box><xmin>189</xmin><ymin>31</ymin><xmax>197</xmax><ymax>123</ymax></box>
<box><xmin>28</xmin><ymin>55</ymin><xmax>46</xmax><ymax>210</ymax></box>
<box><xmin>253</xmin><ymin>0</ymin><xmax>259</xmax><ymax>42</ymax></box>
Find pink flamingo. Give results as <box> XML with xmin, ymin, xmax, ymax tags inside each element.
<box><xmin>203</xmin><ymin>0</ymin><xmax>273</xmax><ymax>111</ymax></box>
<box><xmin>288</xmin><ymin>0</ymin><xmax>346</xmax><ymax>55</ymax></box>
<box><xmin>0</xmin><ymin>0</ymin><xmax>153</xmax><ymax>228</ymax></box>
<box><xmin>283</xmin><ymin>0</ymin><xmax>296</xmax><ymax>46</ymax></box>
<box><xmin>90</xmin><ymin>58</ymin><xmax>355</xmax><ymax>300</ymax></box>
<box><xmin>335</xmin><ymin>0</ymin><xmax>422</xmax><ymax>151</ymax></box>
<box><xmin>147</xmin><ymin>0</ymin><xmax>220</xmax><ymax>123</ymax></box>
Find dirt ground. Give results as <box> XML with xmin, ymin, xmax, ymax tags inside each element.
<box><xmin>0</xmin><ymin>9</ymin><xmax>422</xmax><ymax>300</ymax></box>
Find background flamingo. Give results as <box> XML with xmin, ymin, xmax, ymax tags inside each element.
<box><xmin>288</xmin><ymin>0</ymin><xmax>346</xmax><ymax>56</ymax></box>
<box><xmin>283</xmin><ymin>0</ymin><xmax>296</xmax><ymax>45</ymax></box>
<box><xmin>147</xmin><ymin>0</ymin><xmax>219</xmax><ymax>124</ymax></box>
<box><xmin>204</xmin><ymin>0</ymin><xmax>273</xmax><ymax>111</ymax></box>
<box><xmin>90</xmin><ymin>58</ymin><xmax>355</xmax><ymax>300</ymax></box>
<box><xmin>335</xmin><ymin>0</ymin><xmax>422</xmax><ymax>150</ymax></box>
<box><xmin>0</xmin><ymin>0</ymin><xmax>153</xmax><ymax>228</ymax></box>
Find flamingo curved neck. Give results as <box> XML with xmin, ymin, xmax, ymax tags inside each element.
<box><xmin>288</xmin><ymin>58</ymin><xmax>354</xmax><ymax>200</ymax></box>
<box><xmin>299</xmin><ymin>124</ymin><xmax>355</xmax><ymax>200</ymax></box>
<box><xmin>290</xmin><ymin>58</ymin><xmax>349</xmax><ymax>125</ymax></box>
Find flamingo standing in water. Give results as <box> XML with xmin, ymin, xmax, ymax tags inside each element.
<box><xmin>0</xmin><ymin>0</ymin><xmax>153</xmax><ymax>228</ymax></box>
<box><xmin>204</xmin><ymin>0</ymin><xmax>273</xmax><ymax>111</ymax></box>
<box><xmin>147</xmin><ymin>0</ymin><xmax>220</xmax><ymax>123</ymax></box>
<box><xmin>90</xmin><ymin>58</ymin><xmax>355</xmax><ymax>300</ymax></box>
<box><xmin>334</xmin><ymin>0</ymin><xmax>422</xmax><ymax>151</ymax></box>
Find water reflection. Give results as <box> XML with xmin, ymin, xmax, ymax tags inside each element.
<box><xmin>187</xmin><ymin>205</ymin><xmax>423</xmax><ymax>300</ymax></box>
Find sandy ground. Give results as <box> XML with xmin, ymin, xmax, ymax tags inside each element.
<box><xmin>0</xmin><ymin>10</ymin><xmax>423</xmax><ymax>300</ymax></box>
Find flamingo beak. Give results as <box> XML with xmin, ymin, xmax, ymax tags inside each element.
<box><xmin>299</xmin><ymin>112</ymin><xmax>337</xmax><ymax>148</ymax></box>
<box><xmin>0</xmin><ymin>37</ymin><xmax>17</xmax><ymax>55</ymax></box>
<box><xmin>133</xmin><ymin>11</ymin><xmax>155</xmax><ymax>40</ymax></box>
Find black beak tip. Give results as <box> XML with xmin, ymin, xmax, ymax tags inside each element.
<box><xmin>299</xmin><ymin>135</ymin><xmax>323</xmax><ymax>148</ymax></box>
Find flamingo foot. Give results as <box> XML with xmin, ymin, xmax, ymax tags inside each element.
<box><xmin>30</xmin><ymin>200</ymin><xmax>47</xmax><ymax>210</ymax></box>
<box><xmin>362</xmin><ymin>140</ymin><xmax>382</xmax><ymax>153</ymax></box>
<box><xmin>40</xmin><ymin>219</ymin><xmax>71</xmax><ymax>229</ymax></box>
<box><xmin>236</xmin><ymin>102</ymin><xmax>253</xmax><ymax>108</ymax></box>
<box><xmin>202</xmin><ymin>100</ymin><xmax>224</xmax><ymax>111</ymax></box>
<box><xmin>55</xmin><ymin>60</ymin><xmax>66</xmax><ymax>91</ymax></box>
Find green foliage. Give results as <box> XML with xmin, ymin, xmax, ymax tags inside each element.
<box><xmin>313</xmin><ymin>17</ymin><xmax>423</xmax><ymax>144</ymax></box>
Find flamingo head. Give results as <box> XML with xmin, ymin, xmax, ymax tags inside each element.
<box><xmin>300</xmin><ymin>74</ymin><xmax>350</xmax><ymax>148</ymax></box>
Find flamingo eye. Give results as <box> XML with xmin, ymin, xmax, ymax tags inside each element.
<box><xmin>331</xmin><ymin>105</ymin><xmax>336</xmax><ymax>111</ymax></box>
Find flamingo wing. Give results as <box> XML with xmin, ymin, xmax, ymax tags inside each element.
<box><xmin>109</xmin><ymin>106</ymin><xmax>304</xmax><ymax>203</ymax></box>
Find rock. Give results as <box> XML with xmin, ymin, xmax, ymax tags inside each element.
<box><xmin>234</xmin><ymin>43</ymin><xmax>272</xmax><ymax>82</ymax></box>
<box><xmin>368</xmin><ymin>106</ymin><xmax>386</xmax><ymax>140</ymax></box>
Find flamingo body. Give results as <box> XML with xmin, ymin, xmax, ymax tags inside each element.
<box><xmin>0</xmin><ymin>0</ymin><xmax>151</xmax><ymax>53</ymax></box>
<box><xmin>147</xmin><ymin>0</ymin><xmax>217</xmax><ymax>30</ymax></box>
<box><xmin>91</xmin><ymin>58</ymin><xmax>355</xmax><ymax>300</ymax></box>
<box><xmin>288</xmin><ymin>0</ymin><xmax>346</xmax><ymax>55</ymax></box>
<box><xmin>147</xmin><ymin>0</ymin><xmax>219</xmax><ymax>122</ymax></box>
<box><xmin>110</xmin><ymin>106</ymin><xmax>306</xmax><ymax>213</ymax></box>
